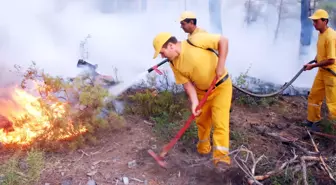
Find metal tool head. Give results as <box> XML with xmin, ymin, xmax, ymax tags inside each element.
<box><xmin>147</xmin><ymin>149</ymin><xmax>167</xmax><ymax>168</ymax></box>
<box><xmin>77</xmin><ymin>59</ymin><xmax>98</xmax><ymax>70</ymax></box>
<box><xmin>76</xmin><ymin>59</ymin><xmax>121</xmax><ymax>87</ymax></box>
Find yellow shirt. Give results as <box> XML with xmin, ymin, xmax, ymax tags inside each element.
<box><xmin>170</xmin><ymin>33</ymin><xmax>228</xmax><ymax>91</ymax></box>
<box><xmin>187</xmin><ymin>27</ymin><xmax>207</xmax><ymax>39</ymax></box>
<box><xmin>316</xmin><ymin>27</ymin><xmax>336</xmax><ymax>70</ymax></box>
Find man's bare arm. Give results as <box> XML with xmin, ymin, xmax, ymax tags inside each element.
<box><xmin>312</xmin><ymin>59</ymin><xmax>335</xmax><ymax>67</ymax></box>
<box><xmin>217</xmin><ymin>36</ymin><xmax>229</xmax><ymax>71</ymax></box>
<box><xmin>183</xmin><ymin>81</ymin><xmax>198</xmax><ymax>105</ymax></box>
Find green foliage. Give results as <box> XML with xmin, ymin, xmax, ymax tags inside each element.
<box><xmin>230</xmin><ymin>130</ymin><xmax>249</xmax><ymax>148</ymax></box>
<box><xmin>319</xmin><ymin>118</ymin><xmax>336</xmax><ymax>135</ymax></box>
<box><xmin>269</xmin><ymin>173</ymin><xmax>294</xmax><ymax>185</ymax></box>
<box><xmin>124</xmin><ymin>89</ymin><xmax>188</xmax><ymax>120</ymax></box>
<box><xmin>150</xmin><ymin>110</ymin><xmax>198</xmax><ymax>145</ymax></box>
<box><xmin>0</xmin><ymin>150</ymin><xmax>44</xmax><ymax>185</ymax></box>
<box><xmin>123</xmin><ymin>73</ymin><xmax>198</xmax><ymax>144</ymax></box>
<box><xmin>8</xmin><ymin>62</ymin><xmax>125</xmax><ymax>151</ymax></box>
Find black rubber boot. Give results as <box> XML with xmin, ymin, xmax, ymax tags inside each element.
<box><xmin>303</xmin><ymin>120</ymin><xmax>314</xmax><ymax>127</ymax></box>
<box><xmin>311</xmin><ymin>123</ymin><xmax>321</xmax><ymax>132</ymax></box>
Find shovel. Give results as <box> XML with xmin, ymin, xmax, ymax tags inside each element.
<box><xmin>148</xmin><ymin>76</ymin><xmax>219</xmax><ymax>168</ymax></box>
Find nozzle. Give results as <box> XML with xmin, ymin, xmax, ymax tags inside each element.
<box><xmin>77</xmin><ymin>59</ymin><xmax>98</xmax><ymax>70</ymax></box>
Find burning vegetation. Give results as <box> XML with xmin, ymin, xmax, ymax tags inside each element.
<box><xmin>0</xmin><ymin>62</ymin><xmax>125</xmax><ymax>150</ymax></box>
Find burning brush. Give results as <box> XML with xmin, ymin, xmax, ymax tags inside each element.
<box><xmin>0</xmin><ymin>115</ymin><xmax>14</xmax><ymax>133</ymax></box>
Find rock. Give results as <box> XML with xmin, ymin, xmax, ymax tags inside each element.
<box><xmin>101</xmin><ymin>171</ymin><xmax>111</xmax><ymax>180</ymax></box>
<box><xmin>276</xmin><ymin>122</ymin><xmax>287</xmax><ymax>129</ymax></box>
<box><xmin>87</xmin><ymin>170</ymin><xmax>98</xmax><ymax>176</ymax></box>
<box><xmin>61</xmin><ymin>178</ymin><xmax>73</xmax><ymax>185</ymax></box>
<box><xmin>0</xmin><ymin>174</ymin><xmax>4</xmax><ymax>183</ymax></box>
<box><xmin>122</xmin><ymin>177</ymin><xmax>129</xmax><ymax>184</ymax></box>
<box><xmin>252</xmin><ymin>125</ymin><xmax>269</xmax><ymax>134</ymax></box>
<box><xmin>127</xmin><ymin>160</ymin><xmax>137</xmax><ymax>168</ymax></box>
<box><xmin>18</xmin><ymin>159</ymin><xmax>28</xmax><ymax>170</ymax></box>
<box><xmin>86</xmin><ymin>179</ymin><xmax>97</xmax><ymax>185</ymax></box>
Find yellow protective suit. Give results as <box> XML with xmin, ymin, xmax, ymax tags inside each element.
<box><xmin>307</xmin><ymin>69</ymin><xmax>336</xmax><ymax>122</ymax></box>
<box><xmin>188</xmin><ymin>27</ymin><xmax>207</xmax><ymax>39</ymax></box>
<box><xmin>167</xmin><ymin>32</ymin><xmax>232</xmax><ymax>165</ymax></box>
<box><xmin>307</xmin><ymin>27</ymin><xmax>336</xmax><ymax>122</ymax></box>
<box><xmin>195</xmin><ymin>78</ymin><xmax>232</xmax><ymax>165</ymax></box>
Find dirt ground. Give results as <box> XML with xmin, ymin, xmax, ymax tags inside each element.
<box><xmin>2</xmin><ymin>95</ymin><xmax>335</xmax><ymax>185</ymax></box>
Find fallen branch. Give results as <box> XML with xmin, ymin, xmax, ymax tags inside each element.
<box><xmin>310</xmin><ymin>130</ymin><xmax>336</xmax><ymax>139</ymax></box>
<box><xmin>78</xmin><ymin>149</ymin><xmax>90</xmax><ymax>157</ymax></box>
<box><xmin>306</xmin><ymin>129</ymin><xmax>336</xmax><ymax>183</ymax></box>
<box><xmin>301</xmin><ymin>157</ymin><xmax>308</xmax><ymax>185</ymax></box>
<box><xmin>247</xmin><ymin>149</ymin><xmax>298</xmax><ymax>184</ymax></box>
<box><xmin>91</xmin><ymin>147</ymin><xmax>105</xmax><ymax>155</ymax></box>
<box><xmin>266</xmin><ymin>132</ymin><xmax>319</xmax><ymax>155</ymax></box>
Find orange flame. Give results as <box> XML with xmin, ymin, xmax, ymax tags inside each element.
<box><xmin>0</xmin><ymin>86</ymin><xmax>87</xmax><ymax>146</ymax></box>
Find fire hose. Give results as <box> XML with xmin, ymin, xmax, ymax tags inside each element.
<box><xmin>146</xmin><ymin>59</ymin><xmax>322</xmax><ymax>98</ymax></box>
<box><xmin>185</xmin><ymin>39</ymin><xmax>336</xmax><ymax>98</ymax></box>
<box><xmin>77</xmin><ymin>58</ymin><xmax>336</xmax><ymax>98</ymax></box>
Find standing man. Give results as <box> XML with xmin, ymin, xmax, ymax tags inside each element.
<box><xmin>304</xmin><ymin>9</ymin><xmax>336</xmax><ymax>131</ymax></box>
<box><xmin>178</xmin><ymin>11</ymin><xmax>207</xmax><ymax>39</ymax></box>
<box><xmin>152</xmin><ymin>32</ymin><xmax>232</xmax><ymax>172</ymax></box>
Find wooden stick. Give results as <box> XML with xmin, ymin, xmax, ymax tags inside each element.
<box><xmin>301</xmin><ymin>157</ymin><xmax>308</xmax><ymax>185</ymax></box>
<box><xmin>306</xmin><ymin>129</ymin><xmax>336</xmax><ymax>183</ymax></box>
<box><xmin>247</xmin><ymin>150</ymin><xmax>298</xmax><ymax>184</ymax></box>
<box><xmin>266</xmin><ymin>132</ymin><xmax>319</xmax><ymax>155</ymax></box>
<box><xmin>310</xmin><ymin>130</ymin><xmax>336</xmax><ymax>139</ymax></box>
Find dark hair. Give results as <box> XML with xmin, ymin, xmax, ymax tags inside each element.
<box><xmin>183</xmin><ymin>18</ymin><xmax>197</xmax><ymax>25</ymax></box>
<box><xmin>321</xmin><ymin>18</ymin><xmax>329</xmax><ymax>24</ymax></box>
<box><xmin>162</xmin><ymin>36</ymin><xmax>178</xmax><ymax>48</ymax></box>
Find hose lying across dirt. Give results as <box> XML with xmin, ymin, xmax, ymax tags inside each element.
<box><xmin>149</xmin><ymin>58</ymin><xmax>332</xmax><ymax>98</ymax></box>
<box><xmin>208</xmin><ymin>49</ymin><xmax>336</xmax><ymax>98</ymax></box>
<box><xmin>185</xmin><ymin>40</ymin><xmax>322</xmax><ymax>98</ymax></box>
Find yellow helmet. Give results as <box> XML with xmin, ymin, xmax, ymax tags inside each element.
<box><xmin>309</xmin><ymin>9</ymin><xmax>329</xmax><ymax>20</ymax></box>
<box><xmin>178</xmin><ymin>11</ymin><xmax>197</xmax><ymax>22</ymax></box>
<box><xmin>152</xmin><ymin>32</ymin><xmax>172</xmax><ymax>59</ymax></box>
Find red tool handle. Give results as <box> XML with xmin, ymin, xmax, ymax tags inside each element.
<box><xmin>160</xmin><ymin>77</ymin><xmax>219</xmax><ymax>157</ymax></box>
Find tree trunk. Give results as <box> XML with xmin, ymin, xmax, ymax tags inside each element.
<box><xmin>299</xmin><ymin>0</ymin><xmax>313</xmax><ymax>56</ymax></box>
<box><xmin>274</xmin><ymin>0</ymin><xmax>284</xmax><ymax>41</ymax></box>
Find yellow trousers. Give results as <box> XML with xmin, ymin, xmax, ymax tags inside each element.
<box><xmin>307</xmin><ymin>69</ymin><xmax>336</xmax><ymax>122</ymax></box>
<box><xmin>195</xmin><ymin>77</ymin><xmax>232</xmax><ymax>165</ymax></box>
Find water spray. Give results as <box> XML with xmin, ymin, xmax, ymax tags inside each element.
<box><xmin>76</xmin><ymin>59</ymin><xmax>169</xmax><ymax>97</ymax></box>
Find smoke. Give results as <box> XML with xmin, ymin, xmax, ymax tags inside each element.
<box><xmin>0</xmin><ymin>0</ymin><xmax>319</xmax><ymax>90</ymax></box>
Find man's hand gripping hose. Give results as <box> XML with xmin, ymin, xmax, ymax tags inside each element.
<box><xmin>147</xmin><ymin>76</ymin><xmax>218</xmax><ymax>168</ymax></box>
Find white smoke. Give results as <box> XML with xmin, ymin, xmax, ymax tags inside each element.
<box><xmin>0</xmin><ymin>0</ymin><xmax>319</xmax><ymax>89</ymax></box>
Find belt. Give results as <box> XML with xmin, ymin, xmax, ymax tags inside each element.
<box><xmin>311</xmin><ymin>60</ymin><xmax>336</xmax><ymax>76</ymax></box>
<box><xmin>201</xmin><ymin>73</ymin><xmax>229</xmax><ymax>92</ymax></box>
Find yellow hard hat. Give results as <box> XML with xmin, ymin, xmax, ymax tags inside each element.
<box><xmin>152</xmin><ymin>32</ymin><xmax>172</xmax><ymax>59</ymax></box>
<box><xmin>309</xmin><ymin>9</ymin><xmax>329</xmax><ymax>20</ymax></box>
<box><xmin>178</xmin><ymin>11</ymin><xmax>196</xmax><ymax>22</ymax></box>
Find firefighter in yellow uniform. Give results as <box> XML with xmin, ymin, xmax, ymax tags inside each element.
<box><xmin>304</xmin><ymin>9</ymin><xmax>336</xmax><ymax>131</ymax></box>
<box><xmin>178</xmin><ymin>11</ymin><xmax>207</xmax><ymax>39</ymax></box>
<box><xmin>152</xmin><ymin>32</ymin><xmax>232</xmax><ymax>172</ymax></box>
